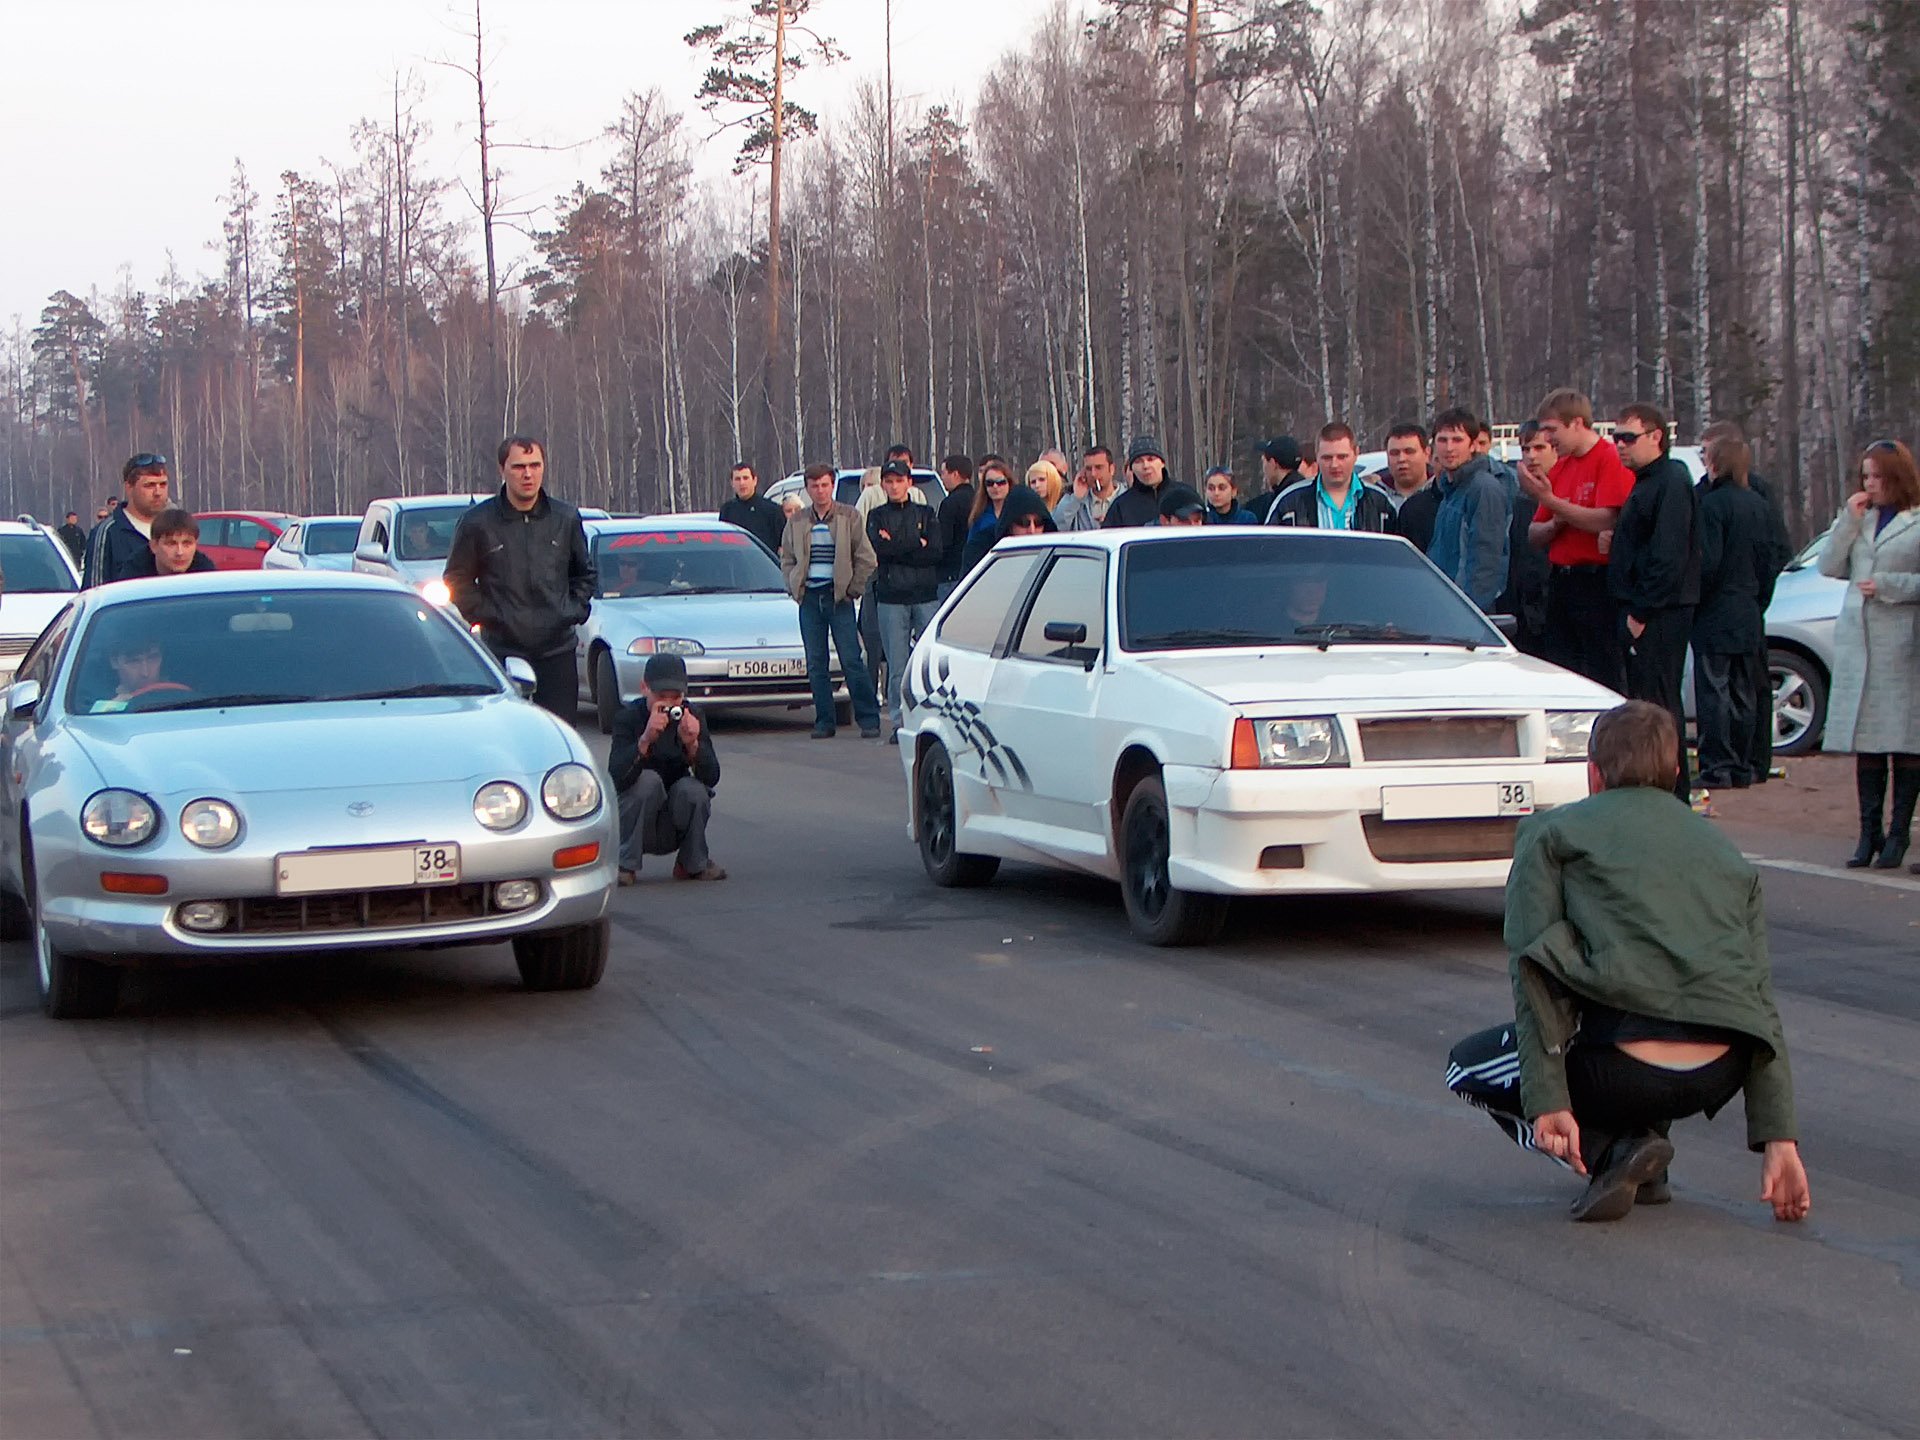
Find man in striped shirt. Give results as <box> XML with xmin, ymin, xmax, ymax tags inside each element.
<box><xmin>779</xmin><ymin>464</ymin><xmax>882</xmax><ymax>739</ymax></box>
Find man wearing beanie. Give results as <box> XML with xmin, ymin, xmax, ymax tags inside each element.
<box><xmin>1247</xmin><ymin>436</ymin><xmax>1304</xmax><ymax>524</ymax></box>
<box><xmin>1104</xmin><ymin>436</ymin><xmax>1174</xmax><ymax>528</ymax></box>
<box><xmin>608</xmin><ymin>653</ymin><xmax>726</xmax><ymax>885</ymax></box>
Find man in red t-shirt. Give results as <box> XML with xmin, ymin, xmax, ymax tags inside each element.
<box><xmin>1518</xmin><ymin>388</ymin><xmax>1635</xmax><ymax>690</ymax></box>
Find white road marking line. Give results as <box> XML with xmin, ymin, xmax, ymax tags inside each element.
<box><xmin>1742</xmin><ymin>853</ymin><xmax>1920</xmax><ymax>894</ymax></box>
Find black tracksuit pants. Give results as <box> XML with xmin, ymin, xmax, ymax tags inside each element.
<box><xmin>1543</xmin><ymin>565</ymin><xmax>1625</xmax><ymax>693</ymax></box>
<box><xmin>1623</xmin><ymin>605</ymin><xmax>1694</xmax><ymax>801</ymax></box>
<box><xmin>1695</xmin><ymin>648</ymin><xmax>1765</xmax><ymax>787</ymax></box>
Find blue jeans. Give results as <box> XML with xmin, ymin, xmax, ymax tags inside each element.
<box><xmin>878</xmin><ymin>599</ymin><xmax>939</xmax><ymax>726</ymax></box>
<box><xmin>798</xmin><ymin>585</ymin><xmax>879</xmax><ymax>731</ymax></box>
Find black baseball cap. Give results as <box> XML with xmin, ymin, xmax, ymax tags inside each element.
<box><xmin>880</xmin><ymin>458</ymin><xmax>912</xmax><ymax>478</ymax></box>
<box><xmin>1157</xmin><ymin>484</ymin><xmax>1207</xmax><ymax>521</ymax></box>
<box><xmin>643</xmin><ymin>654</ymin><xmax>689</xmax><ymax>692</ymax></box>
<box><xmin>1258</xmin><ymin>436</ymin><xmax>1302</xmax><ymax>469</ymax></box>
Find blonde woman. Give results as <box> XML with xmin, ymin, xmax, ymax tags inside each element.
<box><xmin>1025</xmin><ymin>460</ymin><xmax>1064</xmax><ymax>513</ymax></box>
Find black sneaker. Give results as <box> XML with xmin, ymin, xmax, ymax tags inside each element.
<box><xmin>1570</xmin><ymin>1134</ymin><xmax>1675</xmax><ymax>1223</ymax></box>
<box><xmin>1635</xmin><ymin>1170</ymin><xmax>1673</xmax><ymax>1206</ymax></box>
<box><xmin>859</xmin><ymin>725</ymin><xmax>882</xmax><ymax>739</ymax></box>
<box><xmin>811</xmin><ymin>725</ymin><xmax>836</xmax><ymax>739</ymax></box>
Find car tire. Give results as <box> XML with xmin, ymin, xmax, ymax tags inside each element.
<box><xmin>1768</xmin><ymin>648</ymin><xmax>1827</xmax><ymax>757</ymax></box>
<box><xmin>1119</xmin><ymin>776</ymin><xmax>1227</xmax><ymax>947</ymax></box>
<box><xmin>513</xmin><ymin>918</ymin><xmax>609</xmax><ymax>991</ymax></box>
<box><xmin>594</xmin><ymin>649</ymin><xmax>621</xmax><ymax>736</ymax></box>
<box><xmin>27</xmin><ymin>840</ymin><xmax>120</xmax><ymax>1019</ymax></box>
<box><xmin>917</xmin><ymin>741</ymin><xmax>999</xmax><ymax>887</ymax></box>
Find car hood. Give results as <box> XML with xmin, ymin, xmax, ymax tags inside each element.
<box><xmin>0</xmin><ymin>590</ymin><xmax>75</xmax><ymax>641</ymax></box>
<box><xmin>593</xmin><ymin>591</ymin><xmax>799</xmax><ymax>649</ymax></box>
<box><xmin>63</xmin><ymin>696</ymin><xmax>584</xmax><ymax>799</ymax></box>
<box><xmin>1134</xmin><ymin>648</ymin><xmax>1622</xmax><ymax>711</ymax></box>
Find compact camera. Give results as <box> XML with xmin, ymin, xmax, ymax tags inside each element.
<box><xmin>666</xmin><ymin>704</ymin><xmax>685</xmax><ymax>722</ymax></box>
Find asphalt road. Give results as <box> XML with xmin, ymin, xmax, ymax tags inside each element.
<box><xmin>4</xmin><ymin>708</ymin><xmax>1918</xmax><ymax>1439</ymax></box>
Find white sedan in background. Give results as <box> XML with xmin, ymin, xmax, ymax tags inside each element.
<box><xmin>898</xmin><ymin>528</ymin><xmax>1620</xmax><ymax>945</ymax></box>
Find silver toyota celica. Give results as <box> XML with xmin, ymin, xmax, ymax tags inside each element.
<box><xmin>0</xmin><ymin>571</ymin><xmax>617</xmax><ymax>1018</ymax></box>
<box><xmin>575</xmin><ymin>515</ymin><xmax>844</xmax><ymax>733</ymax></box>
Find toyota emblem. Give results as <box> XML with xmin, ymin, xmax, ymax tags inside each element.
<box><xmin>347</xmin><ymin>801</ymin><xmax>375</xmax><ymax>817</ymax></box>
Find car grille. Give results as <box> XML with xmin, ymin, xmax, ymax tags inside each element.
<box><xmin>192</xmin><ymin>883</ymin><xmax>521</xmax><ymax>936</ymax></box>
<box><xmin>1358</xmin><ymin>717</ymin><xmax>1521</xmax><ymax>762</ymax></box>
<box><xmin>1361</xmin><ymin>815</ymin><xmax>1519</xmax><ymax>863</ymax></box>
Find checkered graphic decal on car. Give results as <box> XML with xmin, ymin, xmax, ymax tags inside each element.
<box><xmin>904</xmin><ymin>651</ymin><xmax>1032</xmax><ymax>791</ymax></box>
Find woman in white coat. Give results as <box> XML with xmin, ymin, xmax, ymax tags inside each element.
<box><xmin>1818</xmin><ymin>439</ymin><xmax>1920</xmax><ymax>870</ymax></box>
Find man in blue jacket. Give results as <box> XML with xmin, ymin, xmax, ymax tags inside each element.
<box><xmin>1425</xmin><ymin>408</ymin><xmax>1511</xmax><ymax>611</ymax></box>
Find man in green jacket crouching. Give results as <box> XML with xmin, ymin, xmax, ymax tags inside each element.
<box><xmin>1445</xmin><ymin>700</ymin><xmax>1812</xmax><ymax>1223</ymax></box>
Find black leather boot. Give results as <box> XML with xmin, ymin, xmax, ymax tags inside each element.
<box><xmin>1872</xmin><ymin>759</ymin><xmax>1918</xmax><ymax>869</ymax></box>
<box><xmin>1848</xmin><ymin>756</ymin><xmax>1888</xmax><ymax>868</ymax></box>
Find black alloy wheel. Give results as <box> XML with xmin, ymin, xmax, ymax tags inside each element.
<box><xmin>917</xmin><ymin>742</ymin><xmax>999</xmax><ymax>887</ymax></box>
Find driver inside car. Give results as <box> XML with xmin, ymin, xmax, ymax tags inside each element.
<box><xmin>603</xmin><ymin>554</ymin><xmax>647</xmax><ymax>597</ymax></box>
<box><xmin>1285</xmin><ymin>572</ymin><xmax>1329</xmax><ymax>629</ymax></box>
<box><xmin>92</xmin><ymin>639</ymin><xmax>183</xmax><ymax>712</ymax></box>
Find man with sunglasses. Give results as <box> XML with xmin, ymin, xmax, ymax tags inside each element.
<box><xmin>85</xmin><ymin>453</ymin><xmax>173</xmax><ymax>587</ymax></box>
<box><xmin>1608</xmin><ymin>404</ymin><xmax>1702</xmax><ymax>802</ymax></box>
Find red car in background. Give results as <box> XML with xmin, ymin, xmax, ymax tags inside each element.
<box><xmin>193</xmin><ymin>511</ymin><xmax>295</xmax><ymax>570</ymax></box>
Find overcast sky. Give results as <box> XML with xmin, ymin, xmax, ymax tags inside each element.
<box><xmin>1</xmin><ymin>0</ymin><xmax>1072</xmax><ymax>327</ymax></box>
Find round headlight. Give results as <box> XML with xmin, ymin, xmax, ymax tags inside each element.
<box><xmin>474</xmin><ymin>781</ymin><xmax>529</xmax><ymax>831</ymax></box>
<box><xmin>419</xmin><ymin>578</ymin><xmax>453</xmax><ymax>606</ymax></box>
<box><xmin>541</xmin><ymin>763</ymin><xmax>601</xmax><ymax>820</ymax></box>
<box><xmin>179</xmin><ymin>798</ymin><xmax>241</xmax><ymax>849</ymax></box>
<box><xmin>81</xmin><ymin>789</ymin><xmax>159</xmax><ymax>847</ymax></box>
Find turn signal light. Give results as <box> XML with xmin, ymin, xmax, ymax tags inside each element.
<box><xmin>552</xmin><ymin>842</ymin><xmax>600</xmax><ymax>871</ymax></box>
<box><xmin>1230</xmin><ymin>717</ymin><xmax>1261</xmax><ymax>770</ymax></box>
<box><xmin>101</xmin><ymin>872</ymin><xmax>169</xmax><ymax>895</ymax></box>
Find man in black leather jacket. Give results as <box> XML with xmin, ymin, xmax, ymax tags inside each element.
<box><xmin>444</xmin><ymin>435</ymin><xmax>597</xmax><ymax>719</ymax></box>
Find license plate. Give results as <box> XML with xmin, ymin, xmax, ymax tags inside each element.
<box><xmin>1379</xmin><ymin>782</ymin><xmax>1533</xmax><ymax>821</ymax></box>
<box><xmin>727</xmin><ymin>657</ymin><xmax>807</xmax><ymax>678</ymax></box>
<box><xmin>276</xmin><ymin>843</ymin><xmax>461</xmax><ymax>896</ymax></box>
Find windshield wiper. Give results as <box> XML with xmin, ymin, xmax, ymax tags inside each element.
<box><xmin>1293</xmin><ymin>623</ymin><xmax>1480</xmax><ymax>650</ymax></box>
<box><xmin>336</xmin><ymin>682</ymin><xmax>499</xmax><ymax>700</ymax></box>
<box><xmin>1141</xmin><ymin>627</ymin><xmax>1293</xmax><ymax>647</ymax></box>
<box><xmin>147</xmin><ymin>692</ymin><xmax>314</xmax><ymax>711</ymax></box>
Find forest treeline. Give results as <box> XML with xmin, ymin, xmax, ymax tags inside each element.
<box><xmin>6</xmin><ymin>0</ymin><xmax>1917</xmax><ymax>544</ymax></box>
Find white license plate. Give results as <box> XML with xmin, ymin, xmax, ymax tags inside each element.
<box><xmin>1379</xmin><ymin>781</ymin><xmax>1533</xmax><ymax>821</ymax></box>
<box><xmin>727</xmin><ymin>657</ymin><xmax>807</xmax><ymax>679</ymax></box>
<box><xmin>275</xmin><ymin>843</ymin><xmax>461</xmax><ymax>896</ymax></box>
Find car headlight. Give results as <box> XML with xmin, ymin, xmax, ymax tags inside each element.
<box><xmin>542</xmin><ymin>763</ymin><xmax>601</xmax><ymax>820</ymax></box>
<box><xmin>1231</xmin><ymin>717</ymin><xmax>1349</xmax><ymax>769</ymax></box>
<box><xmin>81</xmin><ymin>789</ymin><xmax>159</xmax><ymax>847</ymax></box>
<box><xmin>1546</xmin><ymin>710</ymin><xmax>1603</xmax><ymax>762</ymax></box>
<box><xmin>473</xmin><ymin>781</ymin><xmax>529</xmax><ymax>831</ymax></box>
<box><xmin>179</xmin><ymin>798</ymin><xmax>241</xmax><ymax>849</ymax></box>
<box><xmin>627</xmin><ymin>637</ymin><xmax>705</xmax><ymax>656</ymax></box>
<box><xmin>418</xmin><ymin>578</ymin><xmax>453</xmax><ymax>607</ymax></box>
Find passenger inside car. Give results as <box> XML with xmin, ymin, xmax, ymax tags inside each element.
<box><xmin>1285</xmin><ymin>572</ymin><xmax>1329</xmax><ymax>629</ymax></box>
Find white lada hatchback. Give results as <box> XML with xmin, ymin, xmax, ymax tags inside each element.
<box><xmin>897</xmin><ymin>528</ymin><xmax>1621</xmax><ymax>944</ymax></box>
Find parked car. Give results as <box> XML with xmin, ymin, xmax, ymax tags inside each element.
<box><xmin>765</xmin><ymin>467</ymin><xmax>948</xmax><ymax>512</ymax></box>
<box><xmin>261</xmin><ymin>515</ymin><xmax>361</xmax><ymax>572</ymax></box>
<box><xmin>1682</xmin><ymin>526</ymin><xmax>1843</xmax><ymax>757</ymax></box>
<box><xmin>194</xmin><ymin>511</ymin><xmax>296</xmax><ymax>570</ymax></box>
<box><xmin>575</xmin><ymin>515</ymin><xmax>843</xmax><ymax>732</ymax></box>
<box><xmin>0</xmin><ymin>571</ymin><xmax>616</xmax><ymax>1017</ymax></box>
<box><xmin>351</xmin><ymin>494</ymin><xmax>492</xmax><ymax>605</ymax></box>
<box><xmin>0</xmin><ymin>520</ymin><xmax>81</xmax><ymax>685</ymax></box>
<box><xmin>899</xmin><ymin>527</ymin><xmax>1619</xmax><ymax>945</ymax></box>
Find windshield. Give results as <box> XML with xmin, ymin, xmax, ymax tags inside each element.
<box><xmin>1120</xmin><ymin>534</ymin><xmax>1502</xmax><ymax>651</ymax></box>
<box><xmin>594</xmin><ymin>529</ymin><xmax>785</xmax><ymax>597</ymax></box>
<box><xmin>0</xmin><ymin>534</ymin><xmax>78</xmax><ymax>594</ymax></box>
<box><xmin>66</xmin><ymin>590</ymin><xmax>503</xmax><ymax>714</ymax></box>
<box><xmin>304</xmin><ymin>521</ymin><xmax>359</xmax><ymax>556</ymax></box>
<box><xmin>395</xmin><ymin>505</ymin><xmax>477</xmax><ymax>561</ymax></box>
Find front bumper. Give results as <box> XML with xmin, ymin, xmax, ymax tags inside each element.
<box><xmin>1164</xmin><ymin>761</ymin><xmax>1592</xmax><ymax>895</ymax></box>
<box><xmin>39</xmin><ymin>819</ymin><xmax>616</xmax><ymax>960</ymax></box>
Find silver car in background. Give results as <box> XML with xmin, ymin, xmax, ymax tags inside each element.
<box><xmin>576</xmin><ymin>515</ymin><xmax>842</xmax><ymax>733</ymax></box>
<box><xmin>262</xmin><ymin>515</ymin><xmax>362</xmax><ymax>572</ymax></box>
<box><xmin>351</xmin><ymin>494</ymin><xmax>491</xmax><ymax>606</ymax></box>
<box><xmin>0</xmin><ymin>572</ymin><xmax>616</xmax><ymax>1018</ymax></box>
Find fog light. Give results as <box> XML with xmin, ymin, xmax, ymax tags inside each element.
<box><xmin>177</xmin><ymin>900</ymin><xmax>231</xmax><ymax>932</ymax></box>
<box><xmin>494</xmin><ymin>879</ymin><xmax>541</xmax><ymax>911</ymax></box>
<box><xmin>552</xmin><ymin>842</ymin><xmax>600</xmax><ymax>870</ymax></box>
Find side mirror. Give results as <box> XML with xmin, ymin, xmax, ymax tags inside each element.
<box><xmin>6</xmin><ymin>679</ymin><xmax>42</xmax><ymax>721</ymax></box>
<box><xmin>503</xmin><ymin>656</ymin><xmax>537</xmax><ymax>697</ymax></box>
<box><xmin>1486</xmin><ymin>613</ymin><xmax>1519</xmax><ymax>640</ymax></box>
<box><xmin>1043</xmin><ymin>621</ymin><xmax>1087</xmax><ymax>645</ymax></box>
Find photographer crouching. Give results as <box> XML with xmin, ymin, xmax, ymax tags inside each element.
<box><xmin>609</xmin><ymin>654</ymin><xmax>726</xmax><ymax>885</ymax></box>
